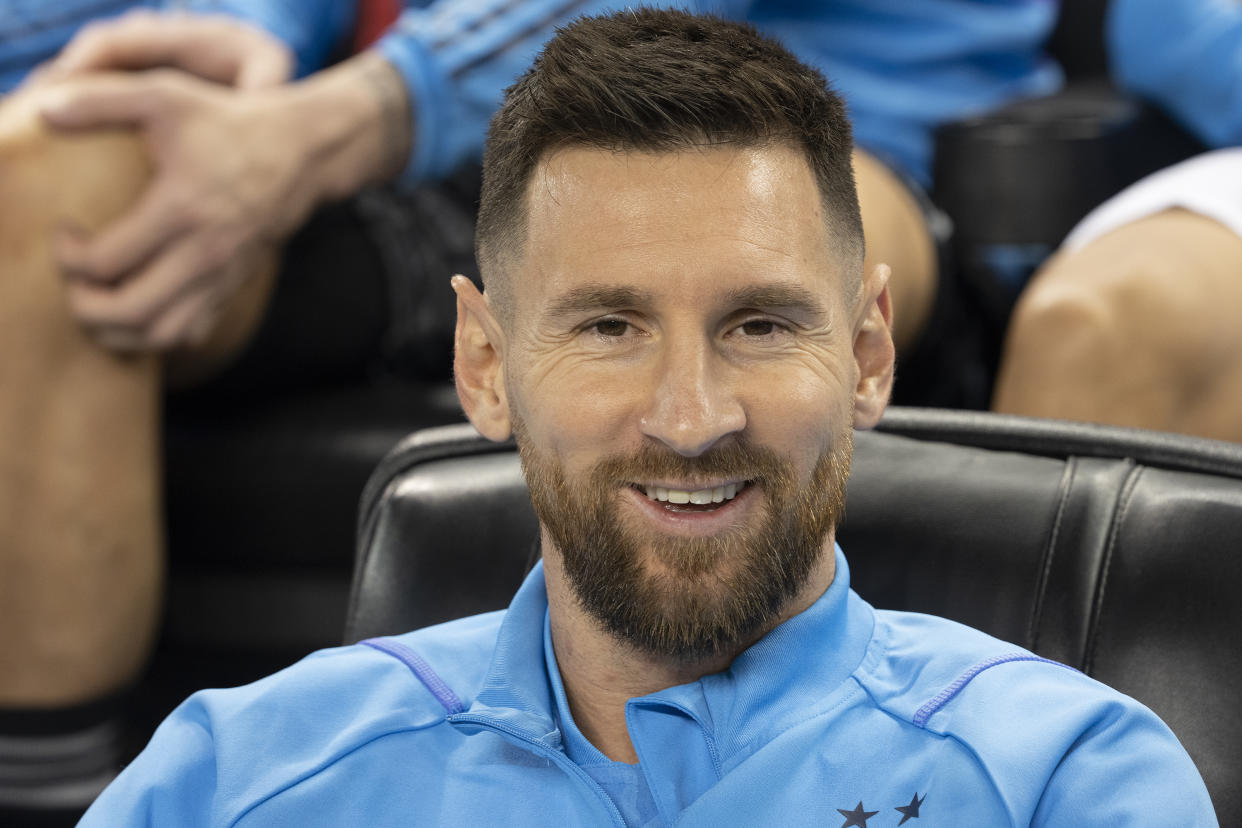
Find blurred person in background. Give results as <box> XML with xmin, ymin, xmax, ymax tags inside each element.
<box><xmin>0</xmin><ymin>2</ymin><xmax>448</xmax><ymax>819</ymax></box>
<box><xmin>995</xmin><ymin>0</ymin><xmax>1242</xmax><ymax>441</ymax></box>
<box><xmin>1</xmin><ymin>2</ymin><xmax>291</xmax><ymax>819</ymax></box>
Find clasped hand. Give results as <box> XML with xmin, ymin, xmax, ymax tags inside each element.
<box><xmin>31</xmin><ymin>11</ymin><xmax>311</xmax><ymax>352</ymax></box>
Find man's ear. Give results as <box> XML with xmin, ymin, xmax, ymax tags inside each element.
<box><xmin>452</xmin><ymin>275</ymin><xmax>512</xmax><ymax>441</ymax></box>
<box><xmin>852</xmin><ymin>263</ymin><xmax>895</xmax><ymax>430</ymax></box>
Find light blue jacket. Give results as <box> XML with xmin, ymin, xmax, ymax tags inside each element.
<box><xmin>81</xmin><ymin>547</ymin><xmax>1215</xmax><ymax>826</ymax></box>
<box><xmin>2</xmin><ymin>1</ymin><xmax>1061</xmax><ymax>185</ymax></box>
<box><xmin>1110</xmin><ymin>0</ymin><xmax>1242</xmax><ymax>147</ymax></box>
<box><xmin>0</xmin><ymin>0</ymin><xmax>150</xmax><ymax>93</ymax></box>
<box><xmin>170</xmin><ymin>0</ymin><xmax>1062</xmax><ymax>187</ymax></box>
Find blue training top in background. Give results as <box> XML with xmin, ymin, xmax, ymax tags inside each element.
<box><xmin>0</xmin><ymin>0</ymin><xmax>1063</xmax><ymax>188</ymax></box>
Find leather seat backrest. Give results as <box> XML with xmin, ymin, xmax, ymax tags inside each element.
<box><xmin>347</xmin><ymin>407</ymin><xmax>1242</xmax><ymax>821</ymax></box>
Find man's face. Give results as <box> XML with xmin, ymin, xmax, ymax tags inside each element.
<box><xmin>496</xmin><ymin>144</ymin><xmax>873</xmax><ymax>660</ymax></box>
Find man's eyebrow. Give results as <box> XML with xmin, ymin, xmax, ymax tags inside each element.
<box><xmin>543</xmin><ymin>284</ymin><xmax>653</xmax><ymax>318</ymax></box>
<box><xmin>724</xmin><ymin>284</ymin><xmax>828</xmax><ymax>317</ymax></box>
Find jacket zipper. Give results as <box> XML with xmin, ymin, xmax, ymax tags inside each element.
<box><xmin>449</xmin><ymin>712</ymin><xmax>628</xmax><ymax>827</ymax></box>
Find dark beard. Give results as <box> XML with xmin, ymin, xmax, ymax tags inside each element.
<box><xmin>517</xmin><ymin>428</ymin><xmax>851</xmax><ymax>663</ymax></box>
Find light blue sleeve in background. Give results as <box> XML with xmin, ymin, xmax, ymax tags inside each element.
<box><xmin>1109</xmin><ymin>0</ymin><xmax>1242</xmax><ymax>147</ymax></box>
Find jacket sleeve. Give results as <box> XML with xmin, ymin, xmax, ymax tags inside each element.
<box><xmin>378</xmin><ymin>0</ymin><xmax>1063</xmax><ymax>188</ymax></box>
<box><xmin>79</xmin><ymin>642</ymin><xmax>450</xmax><ymax>825</ymax></box>
<box><xmin>1109</xmin><ymin>0</ymin><xmax>1242</xmax><ymax>147</ymax></box>
<box><xmin>929</xmin><ymin>657</ymin><xmax>1217</xmax><ymax>825</ymax></box>
<box><xmin>1031</xmin><ymin>693</ymin><xmax>1218</xmax><ymax>825</ymax></box>
<box><xmin>171</xmin><ymin>0</ymin><xmax>358</xmax><ymax>79</ymax></box>
<box><xmin>372</xmin><ymin>0</ymin><xmax>695</xmax><ymax>187</ymax></box>
<box><xmin>77</xmin><ymin>697</ymin><xmax>221</xmax><ymax>828</ymax></box>
<box><xmin>170</xmin><ymin>0</ymin><xmax>694</xmax><ymax>186</ymax></box>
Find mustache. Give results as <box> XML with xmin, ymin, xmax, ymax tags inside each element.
<box><xmin>589</xmin><ymin>439</ymin><xmax>794</xmax><ymax>488</ymax></box>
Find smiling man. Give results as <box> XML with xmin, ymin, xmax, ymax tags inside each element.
<box><xmin>81</xmin><ymin>9</ymin><xmax>1215</xmax><ymax>826</ymax></box>
<box><xmin>461</xmin><ymin>139</ymin><xmax>870</xmax><ymax>765</ymax></box>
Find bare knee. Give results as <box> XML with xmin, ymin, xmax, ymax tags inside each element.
<box><xmin>994</xmin><ymin>216</ymin><xmax>1236</xmax><ymax>433</ymax></box>
<box><xmin>999</xmin><ymin>274</ymin><xmax>1134</xmax><ymax>403</ymax></box>
<box><xmin>0</xmin><ymin>90</ymin><xmax>149</xmax><ymax>340</ymax></box>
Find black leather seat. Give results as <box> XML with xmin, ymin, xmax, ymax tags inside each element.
<box><xmin>135</xmin><ymin>381</ymin><xmax>465</xmax><ymax>745</ymax></box>
<box><xmin>346</xmin><ymin>408</ymin><xmax>1242</xmax><ymax>822</ymax></box>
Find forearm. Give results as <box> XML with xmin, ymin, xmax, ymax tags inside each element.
<box><xmin>281</xmin><ymin>50</ymin><xmax>413</xmax><ymax>203</ymax></box>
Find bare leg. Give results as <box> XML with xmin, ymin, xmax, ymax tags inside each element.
<box><xmin>0</xmin><ymin>93</ymin><xmax>276</xmax><ymax>707</ymax></box>
<box><xmin>853</xmin><ymin>150</ymin><xmax>938</xmax><ymax>355</ymax></box>
<box><xmin>0</xmin><ymin>96</ymin><xmax>162</xmax><ymax>706</ymax></box>
<box><xmin>994</xmin><ymin>208</ymin><xmax>1242</xmax><ymax>442</ymax></box>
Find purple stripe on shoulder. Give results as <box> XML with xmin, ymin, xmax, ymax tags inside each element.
<box><xmin>913</xmin><ymin>653</ymin><xmax>1075</xmax><ymax>728</ymax></box>
<box><xmin>362</xmin><ymin>637</ymin><xmax>466</xmax><ymax>715</ymax></box>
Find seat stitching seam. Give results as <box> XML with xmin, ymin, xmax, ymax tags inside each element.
<box><xmin>1028</xmin><ymin>457</ymin><xmax>1077</xmax><ymax>651</ymax></box>
<box><xmin>1084</xmin><ymin>463</ymin><xmax>1144</xmax><ymax>675</ymax></box>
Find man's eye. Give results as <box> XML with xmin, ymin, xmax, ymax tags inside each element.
<box><xmin>740</xmin><ymin>319</ymin><xmax>777</xmax><ymax>337</ymax></box>
<box><xmin>592</xmin><ymin>319</ymin><xmax>630</xmax><ymax>337</ymax></box>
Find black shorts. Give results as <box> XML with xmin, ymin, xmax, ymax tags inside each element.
<box><xmin>877</xmin><ymin>159</ymin><xmax>993</xmax><ymax>411</ymax></box>
<box><xmin>172</xmin><ymin>166</ymin><xmax>482</xmax><ymax>405</ymax></box>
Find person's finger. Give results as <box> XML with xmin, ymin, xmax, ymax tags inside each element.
<box><xmin>19</xmin><ymin>61</ymin><xmax>54</xmax><ymax>90</ymax></box>
<box><xmin>85</xmin><ymin>287</ymin><xmax>216</xmax><ymax>354</ymax></box>
<box><xmin>45</xmin><ymin>13</ymin><xmax>293</xmax><ymax>88</ymax></box>
<box><xmin>184</xmin><ymin>300</ymin><xmax>220</xmax><ymax>347</ymax></box>
<box><xmin>234</xmin><ymin>43</ymin><xmax>295</xmax><ymax>89</ymax></box>
<box><xmin>38</xmin><ymin>72</ymin><xmax>170</xmax><ymax>131</ymax></box>
<box><xmin>55</xmin><ymin>180</ymin><xmax>186</xmax><ymax>284</ymax></box>
<box><xmin>145</xmin><ymin>288</ymin><xmax>217</xmax><ymax>350</ymax></box>
<box><xmin>39</xmin><ymin>10</ymin><xmax>167</xmax><ymax>79</ymax></box>
<box><xmin>88</xmin><ymin>327</ymin><xmax>147</xmax><ymax>354</ymax></box>
<box><xmin>65</xmin><ymin>238</ymin><xmax>208</xmax><ymax>334</ymax></box>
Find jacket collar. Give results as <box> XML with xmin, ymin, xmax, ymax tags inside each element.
<box><xmin>462</xmin><ymin>545</ymin><xmax>876</xmax><ymax>762</ymax></box>
<box><xmin>636</xmin><ymin>545</ymin><xmax>875</xmax><ymax>764</ymax></box>
<box><xmin>463</xmin><ymin>559</ymin><xmax>564</xmax><ymax>746</ymax></box>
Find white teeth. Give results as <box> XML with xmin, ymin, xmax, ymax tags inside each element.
<box><xmin>642</xmin><ymin>483</ymin><xmax>746</xmax><ymax>504</ymax></box>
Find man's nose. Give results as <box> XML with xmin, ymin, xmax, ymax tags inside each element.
<box><xmin>638</xmin><ymin>341</ymin><xmax>746</xmax><ymax>457</ymax></box>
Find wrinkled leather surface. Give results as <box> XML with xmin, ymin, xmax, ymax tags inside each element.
<box><xmin>348</xmin><ymin>408</ymin><xmax>1242</xmax><ymax>821</ymax></box>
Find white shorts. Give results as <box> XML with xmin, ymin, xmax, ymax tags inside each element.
<box><xmin>1063</xmin><ymin>147</ymin><xmax>1242</xmax><ymax>251</ymax></box>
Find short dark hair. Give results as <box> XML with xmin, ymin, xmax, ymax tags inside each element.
<box><xmin>476</xmin><ymin>7</ymin><xmax>864</xmax><ymax>309</ymax></box>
